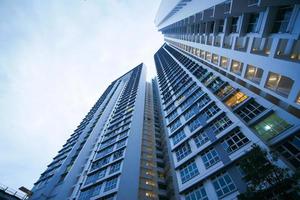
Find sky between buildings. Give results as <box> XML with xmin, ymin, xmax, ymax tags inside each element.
<box><xmin>0</xmin><ymin>0</ymin><xmax>164</xmax><ymax>189</ymax></box>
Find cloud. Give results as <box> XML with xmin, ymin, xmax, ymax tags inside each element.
<box><xmin>0</xmin><ymin>0</ymin><xmax>163</xmax><ymax>189</ymax></box>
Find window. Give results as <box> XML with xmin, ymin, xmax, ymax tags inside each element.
<box><xmin>247</xmin><ymin>13</ymin><xmax>259</xmax><ymax>33</ymax></box>
<box><xmin>189</xmin><ymin>114</ymin><xmax>206</xmax><ymax>132</ymax></box>
<box><xmin>230</xmin><ymin>17</ymin><xmax>239</xmax><ymax>33</ymax></box>
<box><xmin>212</xmin><ymin>173</ymin><xmax>236</xmax><ymax>198</ymax></box>
<box><xmin>272</xmin><ymin>5</ymin><xmax>293</xmax><ymax>33</ymax></box>
<box><xmin>276</xmin><ymin>39</ymin><xmax>300</xmax><ymax>62</ymax></box>
<box><xmin>79</xmin><ymin>183</ymin><xmax>102</xmax><ymax>200</ymax></box>
<box><xmin>205</xmin><ymin>52</ymin><xmax>212</xmax><ymax>61</ymax></box>
<box><xmin>179</xmin><ymin>160</ymin><xmax>199</xmax><ymax>183</ymax></box>
<box><xmin>171</xmin><ymin>130</ymin><xmax>186</xmax><ymax>145</ymax></box>
<box><xmin>221</xmin><ymin>129</ymin><xmax>250</xmax><ymax>153</ymax></box>
<box><xmin>235</xmin><ymin>100</ymin><xmax>266</xmax><ymax>122</ymax></box>
<box><xmin>230</xmin><ymin>60</ymin><xmax>243</xmax><ymax>75</ymax></box>
<box><xmin>210</xmin><ymin>115</ymin><xmax>233</xmax><ymax>135</ymax></box>
<box><xmin>220</xmin><ymin>56</ymin><xmax>229</xmax><ymax>69</ymax></box>
<box><xmin>296</xmin><ymin>92</ymin><xmax>300</xmax><ymax>105</ymax></box>
<box><xmin>167</xmin><ymin>110</ymin><xmax>178</xmax><ymax>122</ymax></box>
<box><xmin>185</xmin><ymin>185</ymin><xmax>208</xmax><ymax>200</ymax></box>
<box><xmin>244</xmin><ymin>65</ymin><xmax>263</xmax><ymax>84</ymax></box>
<box><xmin>104</xmin><ymin>177</ymin><xmax>118</xmax><ymax>192</ymax></box>
<box><xmin>169</xmin><ymin>119</ymin><xmax>182</xmax><ymax>132</ymax></box>
<box><xmin>252</xmin><ymin>113</ymin><xmax>291</xmax><ymax>141</ymax></box>
<box><xmin>276</xmin><ymin>133</ymin><xmax>300</xmax><ymax>169</ymax></box>
<box><xmin>218</xmin><ymin>20</ymin><xmax>224</xmax><ymax>33</ymax></box>
<box><xmin>251</xmin><ymin>37</ymin><xmax>273</xmax><ymax>56</ymax></box>
<box><xmin>175</xmin><ymin>142</ymin><xmax>192</xmax><ymax>161</ymax></box>
<box><xmin>265</xmin><ymin>72</ymin><xmax>294</xmax><ymax>97</ymax></box>
<box><xmin>85</xmin><ymin>169</ymin><xmax>106</xmax><ymax>185</ymax></box>
<box><xmin>116</xmin><ymin>139</ymin><xmax>126</xmax><ymax>149</ymax></box>
<box><xmin>109</xmin><ymin>161</ymin><xmax>121</xmax><ymax>174</ymax></box>
<box><xmin>113</xmin><ymin>149</ymin><xmax>124</xmax><ymax>160</ymax></box>
<box><xmin>225</xmin><ymin>91</ymin><xmax>248</xmax><ymax>108</ymax></box>
<box><xmin>212</xmin><ymin>54</ymin><xmax>219</xmax><ymax>64</ymax></box>
<box><xmin>201</xmin><ymin>148</ymin><xmax>220</xmax><ymax>168</ymax></box>
<box><xmin>193</xmin><ymin>131</ymin><xmax>209</xmax><ymax>148</ymax></box>
<box><xmin>216</xmin><ymin>84</ymin><xmax>234</xmax><ymax>99</ymax></box>
<box><xmin>91</xmin><ymin>157</ymin><xmax>110</xmax><ymax>171</ymax></box>
<box><xmin>96</xmin><ymin>146</ymin><xmax>114</xmax><ymax>160</ymax></box>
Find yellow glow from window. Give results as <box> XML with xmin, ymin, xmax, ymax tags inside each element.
<box><xmin>225</xmin><ymin>91</ymin><xmax>248</xmax><ymax>108</ymax></box>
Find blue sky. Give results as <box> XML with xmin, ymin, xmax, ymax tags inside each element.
<box><xmin>0</xmin><ymin>0</ymin><xmax>163</xmax><ymax>190</ymax></box>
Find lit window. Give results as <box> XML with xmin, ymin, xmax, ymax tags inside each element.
<box><xmin>220</xmin><ymin>56</ymin><xmax>229</xmax><ymax>69</ymax></box>
<box><xmin>212</xmin><ymin>54</ymin><xmax>219</xmax><ymax>64</ymax></box>
<box><xmin>145</xmin><ymin>191</ymin><xmax>156</xmax><ymax>198</ymax></box>
<box><xmin>225</xmin><ymin>91</ymin><xmax>248</xmax><ymax>108</ymax></box>
<box><xmin>230</xmin><ymin>60</ymin><xmax>243</xmax><ymax>75</ymax></box>
<box><xmin>251</xmin><ymin>37</ymin><xmax>272</xmax><ymax>55</ymax></box>
<box><xmin>276</xmin><ymin>39</ymin><xmax>300</xmax><ymax>62</ymax></box>
<box><xmin>145</xmin><ymin>180</ymin><xmax>156</xmax><ymax>186</ymax></box>
<box><xmin>205</xmin><ymin>52</ymin><xmax>212</xmax><ymax>61</ymax></box>
<box><xmin>296</xmin><ymin>92</ymin><xmax>300</xmax><ymax>104</ymax></box>
<box><xmin>252</xmin><ymin>113</ymin><xmax>292</xmax><ymax>141</ymax></box>
<box><xmin>245</xmin><ymin>64</ymin><xmax>263</xmax><ymax>84</ymax></box>
<box><xmin>265</xmin><ymin>72</ymin><xmax>294</xmax><ymax>97</ymax></box>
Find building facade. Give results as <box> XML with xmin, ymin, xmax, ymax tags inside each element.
<box><xmin>30</xmin><ymin>64</ymin><xmax>175</xmax><ymax>200</ymax></box>
<box><xmin>154</xmin><ymin>0</ymin><xmax>300</xmax><ymax>199</ymax></box>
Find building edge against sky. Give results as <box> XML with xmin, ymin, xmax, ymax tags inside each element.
<box><xmin>153</xmin><ymin>0</ymin><xmax>300</xmax><ymax>199</ymax></box>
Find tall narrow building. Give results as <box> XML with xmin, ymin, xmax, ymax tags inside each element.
<box><xmin>29</xmin><ymin>64</ymin><xmax>173</xmax><ymax>200</ymax></box>
<box><xmin>154</xmin><ymin>0</ymin><xmax>300</xmax><ymax>199</ymax></box>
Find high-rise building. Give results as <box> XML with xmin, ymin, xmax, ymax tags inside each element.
<box><xmin>30</xmin><ymin>64</ymin><xmax>175</xmax><ymax>200</ymax></box>
<box><xmin>153</xmin><ymin>0</ymin><xmax>300</xmax><ymax>199</ymax></box>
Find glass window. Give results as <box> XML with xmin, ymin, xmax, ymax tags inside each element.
<box><xmin>212</xmin><ymin>173</ymin><xmax>236</xmax><ymax>198</ymax></box>
<box><xmin>116</xmin><ymin>139</ymin><xmax>126</xmax><ymax>149</ymax></box>
<box><xmin>85</xmin><ymin>168</ymin><xmax>106</xmax><ymax>185</ymax></box>
<box><xmin>235</xmin><ymin>100</ymin><xmax>266</xmax><ymax>122</ymax></box>
<box><xmin>212</xmin><ymin>54</ymin><xmax>219</xmax><ymax>64</ymax></box>
<box><xmin>225</xmin><ymin>91</ymin><xmax>248</xmax><ymax>108</ymax></box>
<box><xmin>221</xmin><ymin>129</ymin><xmax>250</xmax><ymax>153</ymax></box>
<box><xmin>104</xmin><ymin>177</ymin><xmax>118</xmax><ymax>192</ymax></box>
<box><xmin>252</xmin><ymin>113</ymin><xmax>292</xmax><ymax>141</ymax></box>
<box><xmin>231</xmin><ymin>17</ymin><xmax>239</xmax><ymax>33</ymax></box>
<box><xmin>218</xmin><ymin>20</ymin><xmax>224</xmax><ymax>33</ymax></box>
<box><xmin>113</xmin><ymin>149</ymin><xmax>124</xmax><ymax>160</ymax></box>
<box><xmin>210</xmin><ymin>115</ymin><xmax>233</xmax><ymax>135</ymax></box>
<box><xmin>245</xmin><ymin>65</ymin><xmax>263</xmax><ymax>84</ymax></box>
<box><xmin>276</xmin><ymin>134</ymin><xmax>300</xmax><ymax>169</ymax></box>
<box><xmin>296</xmin><ymin>92</ymin><xmax>300</xmax><ymax>105</ymax></box>
<box><xmin>169</xmin><ymin>119</ymin><xmax>182</xmax><ymax>132</ymax></box>
<box><xmin>167</xmin><ymin>110</ymin><xmax>178</xmax><ymax>122</ymax></box>
<box><xmin>185</xmin><ymin>185</ymin><xmax>208</xmax><ymax>200</ymax></box>
<box><xmin>172</xmin><ymin>130</ymin><xmax>186</xmax><ymax>145</ymax></box>
<box><xmin>109</xmin><ymin>161</ymin><xmax>121</xmax><ymax>174</ymax></box>
<box><xmin>201</xmin><ymin>148</ymin><xmax>220</xmax><ymax>168</ymax></box>
<box><xmin>265</xmin><ymin>72</ymin><xmax>294</xmax><ymax>97</ymax></box>
<box><xmin>220</xmin><ymin>56</ymin><xmax>229</xmax><ymax>69</ymax></box>
<box><xmin>205</xmin><ymin>52</ymin><xmax>212</xmax><ymax>61</ymax></box>
<box><xmin>272</xmin><ymin>5</ymin><xmax>293</xmax><ymax>33</ymax></box>
<box><xmin>230</xmin><ymin>60</ymin><xmax>243</xmax><ymax>75</ymax></box>
<box><xmin>174</xmin><ymin>142</ymin><xmax>192</xmax><ymax>161</ymax></box>
<box><xmin>79</xmin><ymin>184</ymin><xmax>102</xmax><ymax>200</ymax></box>
<box><xmin>179</xmin><ymin>160</ymin><xmax>199</xmax><ymax>183</ymax></box>
<box><xmin>193</xmin><ymin>130</ymin><xmax>209</xmax><ymax>148</ymax></box>
<box><xmin>247</xmin><ymin>13</ymin><xmax>259</xmax><ymax>33</ymax></box>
